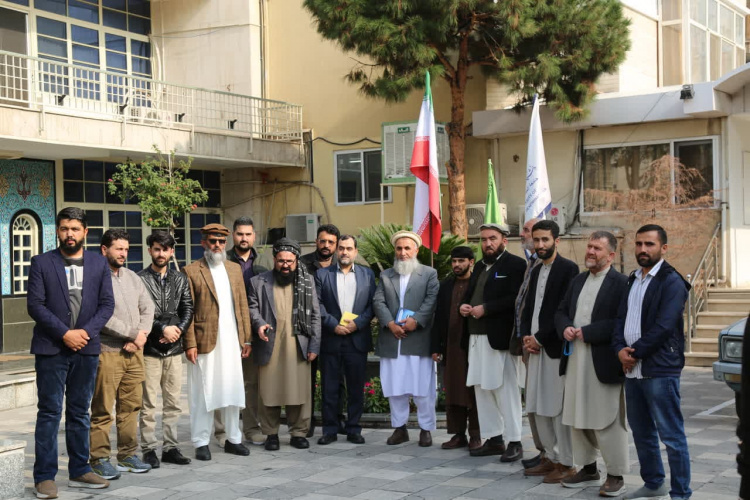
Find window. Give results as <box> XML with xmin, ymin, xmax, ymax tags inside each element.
<box><xmin>187</xmin><ymin>169</ymin><xmax>221</xmax><ymax>208</ymax></box>
<box><xmin>61</xmin><ymin>161</ymin><xmax>221</xmax><ymax>270</ymax></box>
<box><xmin>335</xmin><ymin>149</ymin><xmax>391</xmax><ymax>205</ymax></box>
<box><xmin>11</xmin><ymin>213</ymin><xmax>40</xmax><ymax>294</ymax></box>
<box><xmin>582</xmin><ymin>137</ymin><xmax>717</xmax><ymax>212</ymax></box>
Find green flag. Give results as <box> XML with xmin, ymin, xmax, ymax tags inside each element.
<box><xmin>485</xmin><ymin>159</ymin><xmax>503</xmax><ymax>225</ymax></box>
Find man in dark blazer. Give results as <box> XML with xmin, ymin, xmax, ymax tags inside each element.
<box><xmin>27</xmin><ymin>207</ymin><xmax>115</xmax><ymax>498</ymax></box>
<box><xmin>554</xmin><ymin>231</ymin><xmax>629</xmax><ymax>497</ymax></box>
<box><xmin>520</xmin><ymin>220</ymin><xmax>579</xmax><ymax>483</ymax></box>
<box><xmin>315</xmin><ymin>235</ymin><xmax>376</xmax><ymax>445</ymax></box>
<box><xmin>460</xmin><ymin>222</ymin><xmax>526</xmax><ymax>461</ymax></box>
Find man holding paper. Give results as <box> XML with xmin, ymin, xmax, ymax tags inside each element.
<box><xmin>373</xmin><ymin>230</ymin><xmax>440</xmax><ymax>447</ymax></box>
<box><xmin>314</xmin><ymin>235</ymin><xmax>376</xmax><ymax>445</ymax></box>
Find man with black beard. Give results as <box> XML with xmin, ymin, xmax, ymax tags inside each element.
<box><xmin>248</xmin><ymin>238</ymin><xmax>321</xmax><ymax>450</ymax></box>
<box><xmin>300</xmin><ymin>224</ymin><xmax>342</xmax><ymax>436</ymax></box>
<box><xmin>461</xmin><ymin>223</ymin><xmax>526</xmax><ymax>462</ymax></box>
<box><xmin>27</xmin><ymin>207</ymin><xmax>115</xmax><ymax>498</ymax></box>
<box><xmin>431</xmin><ymin>246</ymin><xmax>481</xmax><ymax>451</ymax></box>
<box><xmin>182</xmin><ymin>224</ymin><xmax>252</xmax><ymax>461</ymax></box>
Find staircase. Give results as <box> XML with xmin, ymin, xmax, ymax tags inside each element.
<box><xmin>685</xmin><ymin>288</ymin><xmax>750</xmax><ymax>367</ymax></box>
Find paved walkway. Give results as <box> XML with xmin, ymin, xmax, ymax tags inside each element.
<box><xmin>0</xmin><ymin>367</ymin><xmax>741</xmax><ymax>499</ymax></box>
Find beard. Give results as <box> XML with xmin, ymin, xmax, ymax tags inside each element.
<box><xmin>58</xmin><ymin>236</ymin><xmax>83</xmax><ymax>256</ymax></box>
<box><xmin>235</xmin><ymin>240</ymin><xmax>251</xmax><ymax>250</ymax></box>
<box><xmin>637</xmin><ymin>252</ymin><xmax>661</xmax><ymax>268</ymax></box>
<box><xmin>204</xmin><ymin>248</ymin><xmax>227</xmax><ymax>266</ymax></box>
<box><xmin>535</xmin><ymin>245</ymin><xmax>556</xmax><ymax>261</ymax></box>
<box><xmin>273</xmin><ymin>269</ymin><xmax>295</xmax><ymax>286</ymax></box>
<box><xmin>316</xmin><ymin>248</ymin><xmax>333</xmax><ymax>260</ymax></box>
<box><xmin>585</xmin><ymin>255</ymin><xmax>608</xmax><ymax>271</ymax></box>
<box><xmin>106</xmin><ymin>255</ymin><xmax>125</xmax><ymax>269</ymax></box>
<box><xmin>522</xmin><ymin>239</ymin><xmax>535</xmax><ymax>253</ymax></box>
<box><xmin>482</xmin><ymin>245</ymin><xmax>504</xmax><ymax>264</ymax></box>
<box><xmin>393</xmin><ymin>255</ymin><xmax>419</xmax><ymax>276</ymax></box>
<box><xmin>453</xmin><ymin>265</ymin><xmax>470</xmax><ymax>277</ymax></box>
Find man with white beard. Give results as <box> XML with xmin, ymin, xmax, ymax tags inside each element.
<box><xmin>182</xmin><ymin>224</ymin><xmax>252</xmax><ymax>461</ymax></box>
<box><xmin>373</xmin><ymin>230</ymin><xmax>439</xmax><ymax>447</ymax></box>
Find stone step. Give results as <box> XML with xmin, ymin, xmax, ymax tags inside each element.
<box><xmin>705</xmin><ymin>299</ymin><xmax>750</xmax><ymax>313</ymax></box>
<box><xmin>707</xmin><ymin>289</ymin><xmax>750</xmax><ymax>301</ymax></box>
<box><xmin>0</xmin><ymin>370</ymin><xmax>36</xmax><ymax>411</ymax></box>
<box><xmin>689</xmin><ymin>337</ymin><xmax>719</xmax><ymax>354</ymax></box>
<box><xmin>685</xmin><ymin>352</ymin><xmax>716</xmax><ymax>367</ymax></box>
<box><xmin>695</xmin><ymin>325</ymin><xmax>724</xmax><ymax>339</ymax></box>
<box><xmin>696</xmin><ymin>311</ymin><xmax>748</xmax><ymax>326</ymax></box>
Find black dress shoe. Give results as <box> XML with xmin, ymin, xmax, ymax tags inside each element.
<box><xmin>469</xmin><ymin>437</ymin><xmax>506</xmax><ymax>457</ymax></box>
<box><xmin>225</xmin><ymin>441</ymin><xmax>250</xmax><ymax>456</ymax></box>
<box><xmin>317</xmin><ymin>434</ymin><xmax>338</xmax><ymax>445</ymax></box>
<box><xmin>347</xmin><ymin>433</ymin><xmax>365</xmax><ymax>444</ymax></box>
<box><xmin>162</xmin><ymin>448</ymin><xmax>191</xmax><ymax>465</ymax></box>
<box><xmin>195</xmin><ymin>445</ymin><xmax>211</xmax><ymax>461</ymax></box>
<box><xmin>290</xmin><ymin>436</ymin><xmax>310</xmax><ymax>449</ymax></box>
<box><xmin>522</xmin><ymin>452</ymin><xmax>543</xmax><ymax>469</ymax></box>
<box><xmin>265</xmin><ymin>434</ymin><xmax>280</xmax><ymax>451</ymax></box>
<box><xmin>337</xmin><ymin>415</ymin><xmax>347</xmax><ymax>435</ymax></box>
<box><xmin>500</xmin><ymin>441</ymin><xmax>523</xmax><ymax>462</ymax></box>
<box><xmin>142</xmin><ymin>450</ymin><xmax>160</xmax><ymax>469</ymax></box>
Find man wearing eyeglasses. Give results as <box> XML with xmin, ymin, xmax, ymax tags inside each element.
<box><xmin>181</xmin><ymin>224</ymin><xmax>252</xmax><ymax>461</ymax></box>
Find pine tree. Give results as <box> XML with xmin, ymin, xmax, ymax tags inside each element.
<box><xmin>303</xmin><ymin>0</ymin><xmax>630</xmax><ymax>238</ymax></box>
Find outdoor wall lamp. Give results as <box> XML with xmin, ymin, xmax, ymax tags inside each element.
<box><xmin>228</xmin><ymin>119</ymin><xmax>238</xmax><ymax>129</ymax></box>
<box><xmin>176</xmin><ymin>113</ymin><xmax>186</xmax><ymax>122</ymax></box>
<box><xmin>680</xmin><ymin>84</ymin><xmax>694</xmax><ymax>100</ymax></box>
<box><xmin>56</xmin><ymin>94</ymin><xmax>67</xmax><ymax>105</ymax></box>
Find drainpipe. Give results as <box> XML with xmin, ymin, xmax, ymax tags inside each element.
<box><xmin>721</xmin><ymin>116</ymin><xmax>728</xmax><ymax>284</ymax></box>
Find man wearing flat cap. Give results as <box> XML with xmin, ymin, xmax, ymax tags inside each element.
<box><xmin>373</xmin><ymin>230</ymin><xmax>440</xmax><ymax>447</ymax></box>
<box><xmin>248</xmin><ymin>237</ymin><xmax>321</xmax><ymax>451</ymax></box>
<box><xmin>181</xmin><ymin>223</ymin><xmax>252</xmax><ymax>461</ymax></box>
<box><xmin>460</xmin><ymin>223</ymin><xmax>526</xmax><ymax>461</ymax></box>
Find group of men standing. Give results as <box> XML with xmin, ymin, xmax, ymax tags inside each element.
<box><xmin>27</xmin><ymin>206</ymin><xmax>693</xmax><ymax>500</ymax></box>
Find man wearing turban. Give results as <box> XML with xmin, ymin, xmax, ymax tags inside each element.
<box><xmin>248</xmin><ymin>237</ymin><xmax>322</xmax><ymax>450</ymax></box>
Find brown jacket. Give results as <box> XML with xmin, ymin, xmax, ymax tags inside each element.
<box><xmin>182</xmin><ymin>258</ymin><xmax>251</xmax><ymax>353</ymax></box>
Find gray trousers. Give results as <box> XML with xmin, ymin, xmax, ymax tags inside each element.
<box><xmin>571</xmin><ymin>420</ymin><xmax>630</xmax><ymax>476</ymax></box>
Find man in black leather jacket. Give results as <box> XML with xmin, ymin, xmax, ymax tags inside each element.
<box><xmin>137</xmin><ymin>231</ymin><xmax>194</xmax><ymax>468</ymax></box>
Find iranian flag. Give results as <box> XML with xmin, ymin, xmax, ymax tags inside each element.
<box><xmin>410</xmin><ymin>71</ymin><xmax>442</xmax><ymax>252</ymax></box>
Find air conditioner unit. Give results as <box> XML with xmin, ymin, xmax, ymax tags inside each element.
<box><xmin>518</xmin><ymin>204</ymin><xmax>567</xmax><ymax>235</ymax></box>
<box><xmin>286</xmin><ymin>213</ymin><xmax>320</xmax><ymax>243</ymax></box>
<box><xmin>466</xmin><ymin>203</ymin><xmax>507</xmax><ymax>237</ymax></box>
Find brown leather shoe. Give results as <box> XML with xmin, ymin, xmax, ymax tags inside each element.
<box><xmin>386</xmin><ymin>426</ymin><xmax>409</xmax><ymax>445</ymax></box>
<box><xmin>524</xmin><ymin>457</ymin><xmax>556</xmax><ymax>476</ymax></box>
<box><xmin>469</xmin><ymin>438</ymin><xmax>506</xmax><ymax>457</ymax></box>
<box><xmin>543</xmin><ymin>463</ymin><xmax>576</xmax><ymax>484</ymax></box>
<box><xmin>468</xmin><ymin>437</ymin><xmax>482</xmax><ymax>451</ymax></box>
<box><xmin>418</xmin><ymin>430</ymin><xmax>432</xmax><ymax>447</ymax></box>
<box><xmin>441</xmin><ymin>434</ymin><xmax>469</xmax><ymax>450</ymax></box>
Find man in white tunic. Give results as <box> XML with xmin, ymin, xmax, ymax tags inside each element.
<box><xmin>182</xmin><ymin>224</ymin><xmax>252</xmax><ymax>461</ymax></box>
<box><xmin>461</xmin><ymin>223</ymin><xmax>526</xmax><ymax>461</ymax></box>
<box><xmin>520</xmin><ymin>220</ymin><xmax>579</xmax><ymax>482</ymax></box>
<box><xmin>373</xmin><ymin>231</ymin><xmax>439</xmax><ymax>447</ymax></box>
<box><xmin>555</xmin><ymin>231</ymin><xmax>629</xmax><ymax>497</ymax></box>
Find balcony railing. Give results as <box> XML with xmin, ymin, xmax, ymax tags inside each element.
<box><xmin>0</xmin><ymin>50</ymin><xmax>302</xmax><ymax>142</ymax></box>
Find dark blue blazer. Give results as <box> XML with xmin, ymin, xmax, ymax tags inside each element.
<box><xmin>315</xmin><ymin>264</ymin><xmax>376</xmax><ymax>354</ymax></box>
<box><xmin>26</xmin><ymin>248</ymin><xmax>115</xmax><ymax>356</ymax></box>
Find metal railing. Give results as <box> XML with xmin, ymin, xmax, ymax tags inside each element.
<box><xmin>0</xmin><ymin>50</ymin><xmax>302</xmax><ymax>142</ymax></box>
<box><xmin>685</xmin><ymin>222</ymin><xmax>722</xmax><ymax>353</ymax></box>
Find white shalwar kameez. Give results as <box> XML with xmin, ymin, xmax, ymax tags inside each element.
<box><xmin>188</xmin><ymin>261</ymin><xmax>245</xmax><ymax>448</ymax></box>
<box><xmin>380</xmin><ymin>273</ymin><xmax>437</xmax><ymax>431</ymax></box>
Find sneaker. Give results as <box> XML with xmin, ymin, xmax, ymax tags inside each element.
<box><xmin>543</xmin><ymin>463</ymin><xmax>576</xmax><ymax>484</ymax></box>
<box><xmin>91</xmin><ymin>458</ymin><xmax>121</xmax><ymax>480</ymax></box>
<box><xmin>600</xmin><ymin>475</ymin><xmax>626</xmax><ymax>497</ymax></box>
<box><xmin>561</xmin><ymin>468</ymin><xmax>601</xmax><ymax>488</ymax></box>
<box><xmin>162</xmin><ymin>447</ymin><xmax>191</xmax><ymax>465</ymax></box>
<box><xmin>69</xmin><ymin>472</ymin><xmax>110</xmax><ymax>489</ymax></box>
<box><xmin>624</xmin><ymin>483</ymin><xmax>669</xmax><ymax>500</ymax></box>
<box><xmin>34</xmin><ymin>480</ymin><xmax>58</xmax><ymax>498</ymax></box>
<box><xmin>116</xmin><ymin>455</ymin><xmax>152</xmax><ymax>473</ymax></box>
<box><xmin>142</xmin><ymin>450</ymin><xmax>160</xmax><ymax>469</ymax></box>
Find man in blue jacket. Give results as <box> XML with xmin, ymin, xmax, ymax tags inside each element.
<box><xmin>612</xmin><ymin>224</ymin><xmax>691</xmax><ymax>500</ymax></box>
<box><xmin>27</xmin><ymin>207</ymin><xmax>115</xmax><ymax>499</ymax></box>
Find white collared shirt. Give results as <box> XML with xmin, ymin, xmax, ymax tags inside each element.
<box><xmin>336</xmin><ymin>264</ymin><xmax>357</xmax><ymax>315</ymax></box>
<box><xmin>623</xmin><ymin>259</ymin><xmax>664</xmax><ymax>379</ymax></box>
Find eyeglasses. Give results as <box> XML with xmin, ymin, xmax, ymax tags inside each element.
<box><xmin>207</xmin><ymin>238</ymin><xmax>226</xmax><ymax>245</ymax></box>
<box><xmin>276</xmin><ymin>259</ymin><xmax>296</xmax><ymax>266</ymax></box>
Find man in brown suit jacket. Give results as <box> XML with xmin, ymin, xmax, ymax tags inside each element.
<box><xmin>182</xmin><ymin>223</ymin><xmax>252</xmax><ymax>461</ymax></box>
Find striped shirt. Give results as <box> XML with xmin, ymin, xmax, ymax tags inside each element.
<box><xmin>623</xmin><ymin>259</ymin><xmax>664</xmax><ymax>379</ymax></box>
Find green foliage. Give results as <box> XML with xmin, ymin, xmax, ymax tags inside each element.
<box><xmin>358</xmin><ymin>223</ymin><xmax>478</xmax><ymax>281</ymax></box>
<box><xmin>107</xmin><ymin>148</ymin><xmax>208</xmax><ymax>231</ymax></box>
<box><xmin>303</xmin><ymin>0</ymin><xmax>631</xmax><ymax>122</ymax></box>
<box><xmin>363</xmin><ymin>377</ymin><xmax>390</xmax><ymax>414</ymax></box>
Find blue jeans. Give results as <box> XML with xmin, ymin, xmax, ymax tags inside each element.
<box><xmin>625</xmin><ymin>377</ymin><xmax>691</xmax><ymax>499</ymax></box>
<box><xmin>34</xmin><ymin>352</ymin><xmax>98</xmax><ymax>482</ymax></box>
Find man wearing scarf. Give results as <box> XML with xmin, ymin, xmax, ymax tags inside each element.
<box><xmin>182</xmin><ymin>224</ymin><xmax>252</xmax><ymax>461</ymax></box>
<box><xmin>248</xmin><ymin>237</ymin><xmax>321</xmax><ymax>451</ymax></box>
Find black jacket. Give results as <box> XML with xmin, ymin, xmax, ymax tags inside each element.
<box><xmin>300</xmin><ymin>251</ymin><xmax>337</xmax><ymax>275</ymax></box>
<box><xmin>227</xmin><ymin>246</ymin><xmax>268</xmax><ymax>293</ymax></box>
<box><xmin>738</xmin><ymin>314</ymin><xmax>750</xmax><ymax>497</ymax></box>
<box><xmin>430</xmin><ymin>275</ymin><xmax>468</xmax><ymax>360</ymax></box>
<box><xmin>460</xmin><ymin>250</ymin><xmax>526</xmax><ymax>351</ymax></box>
<box><xmin>612</xmin><ymin>260</ymin><xmax>690</xmax><ymax>377</ymax></box>
<box><xmin>138</xmin><ymin>267</ymin><xmax>194</xmax><ymax>357</ymax></box>
<box><xmin>555</xmin><ymin>267</ymin><xmax>628</xmax><ymax>382</ymax></box>
<box><xmin>520</xmin><ymin>254</ymin><xmax>579</xmax><ymax>359</ymax></box>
